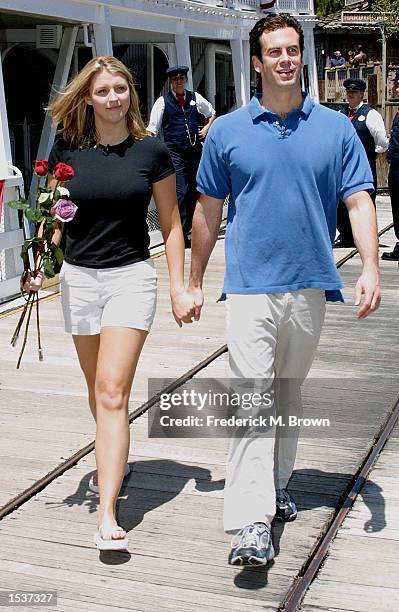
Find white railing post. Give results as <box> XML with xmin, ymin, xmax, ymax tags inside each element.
<box><xmin>231</xmin><ymin>37</ymin><xmax>248</xmax><ymax>108</ymax></box>
<box><xmin>29</xmin><ymin>26</ymin><xmax>79</xmax><ymax>203</ymax></box>
<box><xmin>175</xmin><ymin>30</ymin><xmax>193</xmax><ymax>90</ymax></box>
<box><xmin>0</xmin><ymin>52</ymin><xmax>25</xmax><ymax>302</ymax></box>
<box><xmin>92</xmin><ymin>5</ymin><xmax>113</xmax><ymax>56</ymax></box>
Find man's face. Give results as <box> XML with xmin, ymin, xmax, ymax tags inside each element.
<box><xmin>170</xmin><ymin>74</ymin><xmax>187</xmax><ymax>95</ymax></box>
<box><xmin>335</xmin><ymin>51</ymin><xmax>341</xmax><ymax>58</ymax></box>
<box><xmin>252</xmin><ymin>27</ymin><xmax>303</xmax><ymax>93</ymax></box>
<box><xmin>346</xmin><ymin>89</ymin><xmax>364</xmax><ymax>107</ymax></box>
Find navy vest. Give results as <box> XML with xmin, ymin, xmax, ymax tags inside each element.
<box><xmin>162</xmin><ymin>91</ymin><xmax>200</xmax><ymax>151</ymax></box>
<box><xmin>388</xmin><ymin>112</ymin><xmax>399</xmax><ymax>165</ymax></box>
<box><xmin>347</xmin><ymin>104</ymin><xmax>376</xmax><ymax>182</ymax></box>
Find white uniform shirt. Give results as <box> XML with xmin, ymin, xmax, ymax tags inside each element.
<box><xmin>147</xmin><ymin>91</ymin><xmax>215</xmax><ymax>136</ymax></box>
<box><xmin>351</xmin><ymin>102</ymin><xmax>389</xmax><ymax>153</ymax></box>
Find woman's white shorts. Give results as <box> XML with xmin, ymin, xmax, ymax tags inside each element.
<box><xmin>59</xmin><ymin>259</ymin><xmax>157</xmax><ymax>335</ymax></box>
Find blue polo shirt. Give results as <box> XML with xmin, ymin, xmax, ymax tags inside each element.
<box><xmin>196</xmin><ymin>94</ymin><xmax>374</xmax><ymax>301</ymax></box>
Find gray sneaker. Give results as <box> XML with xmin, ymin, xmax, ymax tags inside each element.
<box><xmin>276</xmin><ymin>488</ymin><xmax>297</xmax><ymax>522</ymax></box>
<box><xmin>229</xmin><ymin>522</ymin><xmax>275</xmax><ymax>566</ymax></box>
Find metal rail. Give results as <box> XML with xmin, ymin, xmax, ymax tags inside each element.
<box><xmin>280</xmin><ymin>397</ymin><xmax>399</xmax><ymax>612</ymax></box>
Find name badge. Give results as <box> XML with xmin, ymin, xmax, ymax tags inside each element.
<box><xmin>357</xmin><ymin>115</ymin><xmax>366</xmax><ymax>121</ymax></box>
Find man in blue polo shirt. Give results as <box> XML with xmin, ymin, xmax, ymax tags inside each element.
<box><xmin>188</xmin><ymin>14</ymin><xmax>380</xmax><ymax>566</ymax></box>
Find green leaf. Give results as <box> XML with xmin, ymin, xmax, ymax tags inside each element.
<box><xmin>24</xmin><ymin>208</ymin><xmax>45</xmax><ymax>222</ymax></box>
<box><xmin>43</xmin><ymin>257</ymin><xmax>55</xmax><ymax>278</ymax></box>
<box><xmin>53</xmin><ymin>246</ymin><xmax>64</xmax><ymax>265</ymax></box>
<box><xmin>7</xmin><ymin>198</ymin><xmax>29</xmax><ymax>210</ymax></box>
<box><xmin>38</xmin><ymin>192</ymin><xmax>51</xmax><ymax>205</ymax></box>
<box><xmin>52</xmin><ymin>189</ymin><xmax>61</xmax><ymax>202</ymax></box>
<box><xmin>21</xmin><ymin>236</ymin><xmax>44</xmax><ymax>254</ymax></box>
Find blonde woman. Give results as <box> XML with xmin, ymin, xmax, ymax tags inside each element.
<box><xmin>25</xmin><ymin>56</ymin><xmax>195</xmax><ymax>550</ymax></box>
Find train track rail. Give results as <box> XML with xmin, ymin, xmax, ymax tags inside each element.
<box><xmin>0</xmin><ymin>222</ymin><xmax>396</xmax><ymax>611</ymax></box>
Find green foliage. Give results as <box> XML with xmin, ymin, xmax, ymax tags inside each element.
<box><xmin>24</xmin><ymin>208</ymin><xmax>46</xmax><ymax>223</ymax></box>
<box><xmin>9</xmin><ymin>183</ymin><xmax>60</xmax><ymax>280</ymax></box>
<box><xmin>372</xmin><ymin>0</ymin><xmax>399</xmax><ymax>38</ymax></box>
<box><xmin>21</xmin><ymin>236</ymin><xmax>43</xmax><ymax>254</ymax></box>
<box><xmin>42</xmin><ymin>256</ymin><xmax>55</xmax><ymax>278</ymax></box>
<box><xmin>314</xmin><ymin>0</ymin><xmax>344</xmax><ymax>18</ymax></box>
<box><xmin>7</xmin><ymin>198</ymin><xmax>29</xmax><ymax>210</ymax></box>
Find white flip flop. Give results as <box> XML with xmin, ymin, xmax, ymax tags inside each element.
<box><xmin>88</xmin><ymin>463</ymin><xmax>131</xmax><ymax>494</ymax></box>
<box><xmin>93</xmin><ymin>525</ymin><xmax>129</xmax><ymax>551</ymax></box>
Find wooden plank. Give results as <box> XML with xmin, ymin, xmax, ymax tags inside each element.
<box><xmin>301</xmin><ymin>423</ymin><xmax>399</xmax><ymax>610</ymax></box>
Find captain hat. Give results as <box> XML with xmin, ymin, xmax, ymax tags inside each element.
<box><xmin>343</xmin><ymin>78</ymin><xmax>366</xmax><ymax>92</ymax></box>
<box><xmin>166</xmin><ymin>65</ymin><xmax>189</xmax><ymax>78</ymax></box>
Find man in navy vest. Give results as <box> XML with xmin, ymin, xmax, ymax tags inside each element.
<box><xmin>382</xmin><ymin>70</ymin><xmax>399</xmax><ymax>260</ymax></box>
<box><xmin>335</xmin><ymin>78</ymin><xmax>388</xmax><ymax>247</ymax></box>
<box><xmin>148</xmin><ymin>66</ymin><xmax>216</xmax><ymax>247</ymax></box>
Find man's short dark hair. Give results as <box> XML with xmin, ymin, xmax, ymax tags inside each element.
<box><xmin>249</xmin><ymin>14</ymin><xmax>304</xmax><ymax>61</ymax></box>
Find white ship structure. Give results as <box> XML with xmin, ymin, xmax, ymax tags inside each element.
<box><xmin>0</xmin><ymin>0</ymin><xmax>317</xmax><ymax>302</ymax></box>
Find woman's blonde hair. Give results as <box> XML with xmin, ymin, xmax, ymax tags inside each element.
<box><xmin>48</xmin><ymin>56</ymin><xmax>148</xmax><ymax>147</ymax></box>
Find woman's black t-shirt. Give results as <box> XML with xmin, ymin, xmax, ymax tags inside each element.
<box><xmin>48</xmin><ymin>135</ymin><xmax>175</xmax><ymax>268</ymax></box>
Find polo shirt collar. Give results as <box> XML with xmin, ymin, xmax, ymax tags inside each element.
<box><xmin>248</xmin><ymin>92</ymin><xmax>314</xmax><ymax>121</ymax></box>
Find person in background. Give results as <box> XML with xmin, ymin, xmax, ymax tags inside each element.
<box><xmin>330</xmin><ymin>50</ymin><xmax>346</xmax><ymax>68</ymax></box>
<box><xmin>188</xmin><ymin>14</ymin><xmax>380</xmax><ymax>567</ymax></box>
<box><xmin>335</xmin><ymin>78</ymin><xmax>389</xmax><ymax>247</ymax></box>
<box><xmin>382</xmin><ymin>69</ymin><xmax>399</xmax><ymax>260</ymax></box>
<box><xmin>351</xmin><ymin>44</ymin><xmax>368</xmax><ymax>66</ymax></box>
<box><xmin>24</xmin><ymin>56</ymin><xmax>195</xmax><ymax>551</ymax></box>
<box><xmin>147</xmin><ymin>66</ymin><xmax>216</xmax><ymax>248</ymax></box>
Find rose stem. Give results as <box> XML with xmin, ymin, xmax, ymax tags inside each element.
<box><xmin>10</xmin><ymin>291</ymin><xmax>33</xmax><ymax>347</ymax></box>
<box><xmin>16</xmin><ymin>295</ymin><xmax>35</xmax><ymax>369</ymax></box>
<box><xmin>36</xmin><ymin>292</ymin><xmax>43</xmax><ymax>361</ymax></box>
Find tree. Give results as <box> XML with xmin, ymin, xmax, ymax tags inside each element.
<box><xmin>372</xmin><ymin>0</ymin><xmax>399</xmax><ymax>38</ymax></box>
<box><xmin>314</xmin><ymin>0</ymin><xmax>344</xmax><ymax>18</ymax></box>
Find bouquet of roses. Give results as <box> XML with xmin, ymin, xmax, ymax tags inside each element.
<box><xmin>7</xmin><ymin>159</ymin><xmax>77</xmax><ymax>368</ymax></box>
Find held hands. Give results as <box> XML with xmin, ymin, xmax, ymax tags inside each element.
<box><xmin>354</xmin><ymin>266</ymin><xmax>381</xmax><ymax>319</ymax></box>
<box><xmin>21</xmin><ymin>270</ymin><xmax>45</xmax><ymax>293</ymax></box>
<box><xmin>171</xmin><ymin>288</ymin><xmax>196</xmax><ymax>327</ymax></box>
<box><xmin>188</xmin><ymin>285</ymin><xmax>204</xmax><ymax>321</ymax></box>
<box><xmin>171</xmin><ymin>286</ymin><xmax>205</xmax><ymax>326</ymax></box>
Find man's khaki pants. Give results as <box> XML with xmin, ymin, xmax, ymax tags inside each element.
<box><xmin>224</xmin><ymin>290</ymin><xmax>326</xmax><ymax>533</ymax></box>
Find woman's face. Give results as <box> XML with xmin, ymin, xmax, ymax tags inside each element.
<box><xmin>86</xmin><ymin>70</ymin><xmax>130</xmax><ymax>126</ymax></box>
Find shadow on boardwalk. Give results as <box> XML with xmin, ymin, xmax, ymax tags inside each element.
<box><xmin>48</xmin><ymin>461</ymin><xmax>386</xmax><ymax>580</ymax></box>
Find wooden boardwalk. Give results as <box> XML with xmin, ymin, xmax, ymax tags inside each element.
<box><xmin>302</xmin><ymin>422</ymin><xmax>399</xmax><ymax>612</ymax></box>
<box><xmin>0</xmin><ymin>197</ymin><xmax>398</xmax><ymax>611</ymax></box>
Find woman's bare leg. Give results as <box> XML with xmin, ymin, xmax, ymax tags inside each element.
<box><xmin>95</xmin><ymin>326</ymin><xmax>148</xmax><ymax>539</ymax></box>
<box><xmin>72</xmin><ymin>335</ymin><xmax>101</xmax><ymax>488</ymax></box>
<box><xmin>72</xmin><ymin>334</ymin><xmax>100</xmax><ymax>422</ymax></box>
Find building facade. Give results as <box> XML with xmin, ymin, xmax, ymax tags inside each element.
<box><xmin>0</xmin><ymin>0</ymin><xmax>317</xmax><ymax>302</ymax></box>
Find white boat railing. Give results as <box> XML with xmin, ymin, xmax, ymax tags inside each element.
<box><xmin>185</xmin><ymin>0</ymin><xmax>313</xmax><ymax>14</ymax></box>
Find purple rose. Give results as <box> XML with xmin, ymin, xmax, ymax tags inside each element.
<box><xmin>52</xmin><ymin>198</ymin><xmax>77</xmax><ymax>223</ymax></box>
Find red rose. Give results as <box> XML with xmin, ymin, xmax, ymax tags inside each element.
<box><xmin>34</xmin><ymin>160</ymin><xmax>49</xmax><ymax>177</ymax></box>
<box><xmin>53</xmin><ymin>162</ymin><xmax>74</xmax><ymax>182</ymax></box>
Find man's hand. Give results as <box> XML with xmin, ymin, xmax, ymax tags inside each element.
<box><xmin>354</xmin><ymin>266</ymin><xmax>381</xmax><ymax>319</ymax></box>
<box><xmin>171</xmin><ymin>289</ymin><xmax>196</xmax><ymax>327</ymax></box>
<box><xmin>198</xmin><ymin>126</ymin><xmax>208</xmax><ymax>140</ymax></box>
<box><xmin>188</xmin><ymin>286</ymin><xmax>204</xmax><ymax>321</ymax></box>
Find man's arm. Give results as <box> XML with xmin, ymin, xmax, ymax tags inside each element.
<box><xmin>189</xmin><ymin>194</ymin><xmax>224</xmax><ymax>320</ymax></box>
<box><xmin>344</xmin><ymin>190</ymin><xmax>381</xmax><ymax>318</ymax></box>
<box><xmin>196</xmin><ymin>93</ymin><xmax>216</xmax><ymax>139</ymax></box>
<box><xmin>366</xmin><ymin>109</ymin><xmax>389</xmax><ymax>153</ymax></box>
<box><xmin>147</xmin><ymin>97</ymin><xmax>165</xmax><ymax>136</ymax></box>
<box><xmin>199</xmin><ymin>113</ymin><xmax>216</xmax><ymax>140</ymax></box>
